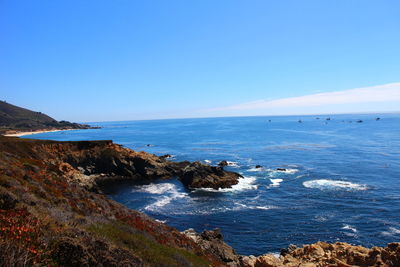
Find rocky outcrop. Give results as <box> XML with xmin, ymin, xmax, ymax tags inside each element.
<box><xmin>219</xmin><ymin>160</ymin><xmax>229</xmax><ymax>167</ymax></box>
<box><xmin>64</xmin><ymin>142</ymin><xmax>241</xmax><ymax>192</ymax></box>
<box><xmin>13</xmin><ymin>139</ymin><xmax>242</xmax><ymax>191</ymax></box>
<box><xmin>247</xmin><ymin>242</ymin><xmax>400</xmax><ymax>267</ymax></box>
<box><xmin>183</xmin><ymin>228</ymin><xmax>241</xmax><ymax>266</ymax></box>
<box><xmin>183</xmin><ymin>227</ymin><xmax>400</xmax><ymax>267</ymax></box>
<box><xmin>180</xmin><ymin>162</ymin><xmax>242</xmax><ymax>189</ymax></box>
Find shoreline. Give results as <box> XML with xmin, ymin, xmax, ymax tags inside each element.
<box><xmin>3</xmin><ymin>128</ymin><xmax>78</xmax><ymax>137</ymax></box>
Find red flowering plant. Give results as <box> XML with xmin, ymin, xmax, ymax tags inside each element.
<box><xmin>0</xmin><ymin>208</ymin><xmax>55</xmax><ymax>266</ymax></box>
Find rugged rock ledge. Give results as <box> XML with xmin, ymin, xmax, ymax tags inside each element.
<box><xmin>1</xmin><ymin>136</ymin><xmax>399</xmax><ymax>266</ymax></box>
<box><xmin>183</xmin><ymin>228</ymin><xmax>400</xmax><ymax>267</ymax></box>
<box><xmin>33</xmin><ymin>139</ymin><xmax>241</xmax><ymax>190</ymax></box>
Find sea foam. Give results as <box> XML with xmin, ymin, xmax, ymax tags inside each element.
<box><xmin>381</xmin><ymin>227</ymin><xmax>400</xmax><ymax>237</ymax></box>
<box><xmin>268</xmin><ymin>178</ymin><xmax>283</xmax><ymax>188</ymax></box>
<box><xmin>303</xmin><ymin>179</ymin><xmax>368</xmax><ymax>191</ymax></box>
<box><xmin>138</xmin><ymin>183</ymin><xmax>188</xmax><ymax>211</ymax></box>
<box><xmin>274</xmin><ymin>168</ymin><xmax>299</xmax><ymax>174</ymax></box>
<box><xmin>195</xmin><ymin>176</ymin><xmax>258</xmax><ymax>193</ymax></box>
<box><xmin>226</xmin><ymin>161</ymin><xmax>239</xmax><ymax>168</ymax></box>
<box><xmin>133</xmin><ymin>183</ymin><xmax>176</xmax><ymax>194</ymax></box>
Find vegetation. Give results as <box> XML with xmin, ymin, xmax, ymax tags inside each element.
<box><xmin>88</xmin><ymin>223</ymin><xmax>209</xmax><ymax>267</ymax></box>
<box><xmin>0</xmin><ymin>136</ymin><xmax>224</xmax><ymax>266</ymax></box>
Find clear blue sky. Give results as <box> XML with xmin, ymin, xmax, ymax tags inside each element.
<box><xmin>1</xmin><ymin>0</ymin><xmax>399</xmax><ymax>122</ymax></box>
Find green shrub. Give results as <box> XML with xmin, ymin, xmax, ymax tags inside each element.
<box><xmin>87</xmin><ymin>222</ymin><xmax>209</xmax><ymax>267</ymax></box>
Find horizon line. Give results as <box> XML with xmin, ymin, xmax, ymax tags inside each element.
<box><xmin>83</xmin><ymin>110</ymin><xmax>400</xmax><ymax>124</ymax></box>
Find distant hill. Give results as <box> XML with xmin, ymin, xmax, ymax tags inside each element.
<box><xmin>0</xmin><ymin>101</ymin><xmax>93</xmax><ymax>133</ymax></box>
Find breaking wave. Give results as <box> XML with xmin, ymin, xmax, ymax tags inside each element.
<box><xmin>194</xmin><ymin>176</ymin><xmax>258</xmax><ymax>193</ymax></box>
<box><xmin>303</xmin><ymin>179</ymin><xmax>368</xmax><ymax>191</ymax></box>
<box><xmin>137</xmin><ymin>183</ymin><xmax>188</xmax><ymax>211</ymax></box>
<box><xmin>133</xmin><ymin>183</ymin><xmax>176</xmax><ymax>194</ymax></box>
<box><xmin>381</xmin><ymin>227</ymin><xmax>400</xmax><ymax>237</ymax></box>
<box><xmin>267</xmin><ymin>178</ymin><xmax>283</xmax><ymax>188</ymax></box>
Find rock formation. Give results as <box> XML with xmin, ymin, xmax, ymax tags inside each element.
<box><xmin>6</xmin><ymin>138</ymin><xmax>242</xmax><ymax>191</ymax></box>
<box><xmin>219</xmin><ymin>160</ymin><xmax>229</xmax><ymax>167</ymax></box>
<box><xmin>183</xmin><ymin>228</ymin><xmax>400</xmax><ymax>267</ymax></box>
<box><xmin>183</xmin><ymin>228</ymin><xmax>241</xmax><ymax>266</ymax></box>
<box><xmin>180</xmin><ymin>162</ymin><xmax>241</xmax><ymax>189</ymax></box>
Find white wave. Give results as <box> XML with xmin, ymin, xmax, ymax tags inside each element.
<box><xmin>204</xmin><ymin>159</ymin><xmax>212</xmax><ymax>164</ymax></box>
<box><xmin>145</xmin><ymin>196</ymin><xmax>172</xmax><ymax>210</ymax></box>
<box><xmin>381</xmin><ymin>227</ymin><xmax>400</xmax><ymax>237</ymax></box>
<box><xmin>248</xmin><ymin>167</ymin><xmax>263</xmax><ymax>172</ymax></box>
<box><xmin>145</xmin><ymin>191</ymin><xmax>187</xmax><ymax>211</ymax></box>
<box><xmin>140</xmin><ymin>183</ymin><xmax>188</xmax><ymax>211</ymax></box>
<box><xmin>209</xmin><ymin>203</ymin><xmax>278</xmax><ymax>213</ymax></box>
<box><xmin>195</xmin><ymin>176</ymin><xmax>258</xmax><ymax>193</ymax></box>
<box><xmin>155</xmin><ymin>219</ymin><xmax>167</xmax><ymax>223</ymax></box>
<box><xmin>268</xmin><ymin>178</ymin><xmax>283</xmax><ymax>188</ymax></box>
<box><xmin>133</xmin><ymin>183</ymin><xmax>176</xmax><ymax>194</ymax></box>
<box><xmin>233</xmin><ymin>202</ymin><xmax>279</xmax><ymax>211</ymax></box>
<box><xmin>167</xmin><ymin>202</ymin><xmax>279</xmax><ymax>216</ymax></box>
<box><xmin>303</xmin><ymin>179</ymin><xmax>368</xmax><ymax>191</ymax></box>
<box><xmin>315</xmin><ymin>215</ymin><xmax>328</xmax><ymax>222</ymax></box>
<box><xmin>342</xmin><ymin>224</ymin><xmax>357</xmax><ymax>233</ymax></box>
<box><xmin>253</xmin><ymin>205</ymin><xmax>278</xmax><ymax>210</ymax></box>
<box><xmin>275</xmin><ymin>168</ymin><xmax>299</xmax><ymax>174</ymax></box>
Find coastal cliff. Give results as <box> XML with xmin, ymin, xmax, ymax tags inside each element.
<box><xmin>0</xmin><ymin>136</ymin><xmax>399</xmax><ymax>266</ymax></box>
<box><xmin>0</xmin><ymin>136</ymin><xmax>240</xmax><ymax>266</ymax></box>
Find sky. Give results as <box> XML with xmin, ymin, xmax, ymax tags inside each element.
<box><xmin>1</xmin><ymin>0</ymin><xmax>399</xmax><ymax>122</ymax></box>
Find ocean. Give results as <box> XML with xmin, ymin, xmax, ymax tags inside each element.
<box><xmin>25</xmin><ymin>114</ymin><xmax>400</xmax><ymax>255</ymax></box>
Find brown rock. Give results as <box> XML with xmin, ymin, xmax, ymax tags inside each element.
<box><xmin>255</xmin><ymin>254</ymin><xmax>283</xmax><ymax>267</ymax></box>
<box><xmin>180</xmin><ymin>161</ymin><xmax>241</xmax><ymax>189</ymax></box>
<box><xmin>218</xmin><ymin>160</ymin><xmax>229</xmax><ymax>167</ymax></box>
<box><xmin>183</xmin><ymin>228</ymin><xmax>241</xmax><ymax>266</ymax></box>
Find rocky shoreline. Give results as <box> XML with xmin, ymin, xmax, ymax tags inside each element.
<box><xmin>0</xmin><ymin>136</ymin><xmax>399</xmax><ymax>266</ymax></box>
<box><xmin>183</xmin><ymin>228</ymin><xmax>400</xmax><ymax>267</ymax></box>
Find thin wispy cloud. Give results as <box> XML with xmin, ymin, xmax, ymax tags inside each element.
<box><xmin>206</xmin><ymin>83</ymin><xmax>400</xmax><ymax>115</ymax></box>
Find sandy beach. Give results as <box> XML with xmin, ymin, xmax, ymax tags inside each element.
<box><xmin>3</xmin><ymin>128</ymin><xmax>77</xmax><ymax>137</ymax></box>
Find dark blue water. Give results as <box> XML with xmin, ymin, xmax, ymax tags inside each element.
<box><xmin>26</xmin><ymin>114</ymin><xmax>400</xmax><ymax>255</ymax></box>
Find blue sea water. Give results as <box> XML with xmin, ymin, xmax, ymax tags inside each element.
<box><xmin>25</xmin><ymin>114</ymin><xmax>400</xmax><ymax>255</ymax></box>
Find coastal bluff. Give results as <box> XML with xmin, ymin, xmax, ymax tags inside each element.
<box><xmin>32</xmin><ymin>138</ymin><xmax>242</xmax><ymax>191</ymax></box>
<box><xmin>0</xmin><ymin>101</ymin><xmax>98</xmax><ymax>135</ymax></box>
<box><xmin>0</xmin><ymin>136</ymin><xmax>399</xmax><ymax>266</ymax></box>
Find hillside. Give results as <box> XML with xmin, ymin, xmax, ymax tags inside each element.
<box><xmin>0</xmin><ymin>101</ymin><xmax>93</xmax><ymax>133</ymax></box>
<box><xmin>0</xmin><ymin>136</ymin><xmax>233</xmax><ymax>266</ymax></box>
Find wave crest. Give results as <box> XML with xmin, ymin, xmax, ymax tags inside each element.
<box><xmin>303</xmin><ymin>179</ymin><xmax>368</xmax><ymax>191</ymax></box>
<box><xmin>194</xmin><ymin>176</ymin><xmax>258</xmax><ymax>193</ymax></box>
